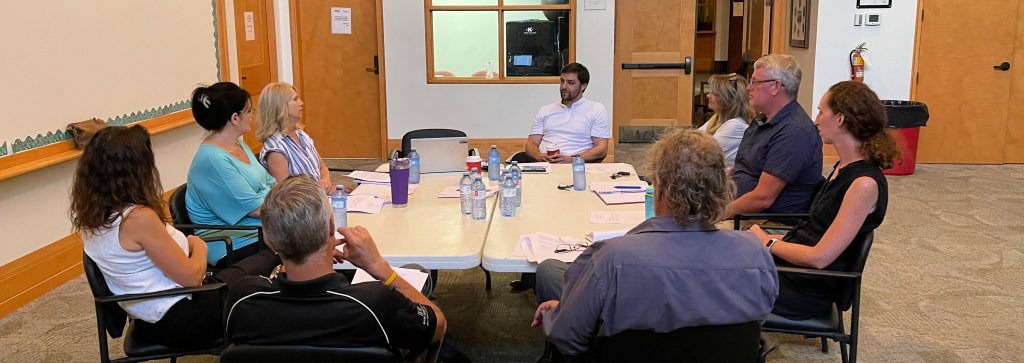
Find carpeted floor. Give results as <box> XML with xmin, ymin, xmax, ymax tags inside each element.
<box><xmin>1</xmin><ymin>144</ymin><xmax>1022</xmax><ymax>362</ymax></box>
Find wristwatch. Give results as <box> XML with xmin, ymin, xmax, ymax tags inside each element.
<box><xmin>765</xmin><ymin>238</ymin><xmax>778</xmax><ymax>251</ymax></box>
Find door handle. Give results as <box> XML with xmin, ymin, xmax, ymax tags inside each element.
<box><xmin>621</xmin><ymin>63</ymin><xmax>686</xmax><ymax>69</ymax></box>
<box><xmin>366</xmin><ymin>55</ymin><xmax>379</xmax><ymax>74</ymax></box>
<box><xmin>683</xmin><ymin>56</ymin><xmax>692</xmax><ymax>75</ymax></box>
<box><xmin>994</xmin><ymin>61</ymin><xmax>1011</xmax><ymax>71</ymax></box>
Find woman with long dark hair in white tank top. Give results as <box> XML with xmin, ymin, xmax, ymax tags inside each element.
<box><xmin>70</xmin><ymin>125</ymin><xmax>278</xmax><ymax>349</ymax></box>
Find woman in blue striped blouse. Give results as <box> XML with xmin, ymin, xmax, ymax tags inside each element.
<box><xmin>256</xmin><ymin>82</ymin><xmax>336</xmax><ymax>194</ymax></box>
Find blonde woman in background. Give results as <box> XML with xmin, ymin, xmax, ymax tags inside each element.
<box><xmin>256</xmin><ymin>82</ymin><xmax>336</xmax><ymax>194</ymax></box>
<box><xmin>699</xmin><ymin>73</ymin><xmax>755</xmax><ymax>167</ymax></box>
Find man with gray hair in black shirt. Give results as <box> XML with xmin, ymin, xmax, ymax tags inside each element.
<box><xmin>225</xmin><ymin>176</ymin><xmax>446</xmax><ymax>358</ymax></box>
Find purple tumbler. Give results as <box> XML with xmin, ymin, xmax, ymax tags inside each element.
<box><xmin>389</xmin><ymin>158</ymin><xmax>410</xmax><ymax>208</ymax></box>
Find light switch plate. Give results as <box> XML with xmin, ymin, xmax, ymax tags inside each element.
<box><xmin>854</xmin><ymin>14</ymin><xmax>864</xmax><ymax>26</ymax></box>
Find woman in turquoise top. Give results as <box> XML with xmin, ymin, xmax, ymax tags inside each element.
<box><xmin>186</xmin><ymin>82</ymin><xmax>276</xmax><ymax>265</ymax></box>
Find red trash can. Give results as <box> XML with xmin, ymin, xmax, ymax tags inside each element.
<box><xmin>881</xmin><ymin>101</ymin><xmax>929</xmax><ymax>176</ymax></box>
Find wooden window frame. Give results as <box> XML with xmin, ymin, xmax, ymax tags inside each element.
<box><xmin>424</xmin><ymin>0</ymin><xmax>575</xmax><ymax>84</ymax></box>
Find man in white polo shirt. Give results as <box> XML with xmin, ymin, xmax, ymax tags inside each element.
<box><xmin>524</xmin><ymin>63</ymin><xmax>611</xmax><ymax>163</ymax></box>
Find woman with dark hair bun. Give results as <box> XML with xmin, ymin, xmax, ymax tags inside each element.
<box><xmin>71</xmin><ymin>125</ymin><xmax>277</xmax><ymax>349</ymax></box>
<box><xmin>186</xmin><ymin>82</ymin><xmax>276</xmax><ymax>265</ymax></box>
<box><xmin>748</xmin><ymin>81</ymin><xmax>900</xmax><ymax>320</ymax></box>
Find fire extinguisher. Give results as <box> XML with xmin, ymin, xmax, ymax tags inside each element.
<box><xmin>849</xmin><ymin>42</ymin><xmax>868</xmax><ymax>82</ymax></box>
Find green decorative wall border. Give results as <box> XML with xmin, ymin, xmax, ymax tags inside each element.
<box><xmin>4</xmin><ymin>1</ymin><xmax>221</xmax><ymax>155</ymax></box>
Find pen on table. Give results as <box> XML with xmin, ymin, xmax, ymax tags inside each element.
<box><xmin>613</xmin><ymin>185</ymin><xmax>643</xmax><ymax>190</ymax></box>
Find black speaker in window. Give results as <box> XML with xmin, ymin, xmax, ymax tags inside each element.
<box><xmin>506</xmin><ymin>20</ymin><xmax>562</xmax><ymax>77</ymax></box>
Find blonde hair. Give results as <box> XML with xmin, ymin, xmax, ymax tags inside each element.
<box><xmin>704</xmin><ymin>73</ymin><xmax>754</xmax><ymax>135</ymax></box>
<box><xmin>644</xmin><ymin>129</ymin><xmax>735</xmax><ymax>226</ymax></box>
<box><xmin>256</xmin><ymin>82</ymin><xmax>301</xmax><ymax>142</ymax></box>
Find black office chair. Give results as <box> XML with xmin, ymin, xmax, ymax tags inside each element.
<box><xmin>169</xmin><ymin>184</ymin><xmax>265</xmax><ymax>266</ymax></box>
<box><xmin>220</xmin><ymin>338</ymin><xmax>444</xmax><ymax>363</ymax></box>
<box><xmin>219</xmin><ymin>345</ymin><xmax>400</xmax><ymax>363</ymax></box>
<box><xmin>397</xmin><ymin>128</ymin><xmax>468</xmax><ymax>158</ymax></box>
<box><xmin>540</xmin><ymin>321</ymin><xmax>772</xmax><ymax>363</ymax></box>
<box><xmin>83</xmin><ymin>253</ymin><xmax>225</xmax><ymax>363</ymax></box>
<box><xmin>760</xmin><ymin>231</ymin><xmax>874</xmax><ymax>363</ymax></box>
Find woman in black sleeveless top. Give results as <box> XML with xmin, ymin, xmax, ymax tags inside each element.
<box><xmin>748</xmin><ymin>81</ymin><xmax>901</xmax><ymax>320</ymax></box>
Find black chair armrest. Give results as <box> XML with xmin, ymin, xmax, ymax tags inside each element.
<box><xmin>776</xmin><ymin>266</ymin><xmax>861</xmax><ymax>280</ymax></box>
<box><xmin>94</xmin><ymin>283</ymin><xmax>226</xmax><ymax>304</ymax></box>
<box><xmin>173</xmin><ymin>224</ymin><xmax>261</xmax><ymax>232</ymax></box>
<box><xmin>732</xmin><ymin>213</ymin><xmax>811</xmax><ymax>230</ymax></box>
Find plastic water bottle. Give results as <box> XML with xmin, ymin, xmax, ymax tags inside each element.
<box><xmin>500</xmin><ymin>172</ymin><xmax>517</xmax><ymax>217</ymax></box>
<box><xmin>645</xmin><ymin>185</ymin><xmax>655</xmax><ymax>219</ymax></box>
<box><xmin>330</xmin><ymin>186</ymin><xmax>348</xmax><ymax>229</ymax></box>
<box><xmin>408</xmin><ymin>148</ymin><xmax>420</xmax><ymax>184</ymax></box>
<box><xmin>509</xmin><ymin>161</ymin><xmax>523</xmax><ymax>207</ymax></box>
<box><xmin>459</xmin><ymin>172</ymin><xmax>472</xmax><ymax>215</ymax></box>
<box><xmin>471</xmin><ymin>175</ymin><xmax>487</xmax><ymax>220</ymax></box>
<box><xmin>572</xmin><ymin>154</ymin><xmax>586</xmax><ymax>191</ymax></box>
<box><xmin>487</xmin><ymin>145</ymin><xmax>500</xmax><ymax>181</ymax></box>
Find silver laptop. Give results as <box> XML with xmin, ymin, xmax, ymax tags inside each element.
<box><xmin>410</xmin><ymin>137</ymin><xmax>469</xmax><ymax>173</ymax></box>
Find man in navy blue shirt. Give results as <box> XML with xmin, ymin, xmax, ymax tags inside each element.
<box><xmin>727</xmin><ymin>54</ymin><xmax>822</xmax><ymax>217</ymax></box>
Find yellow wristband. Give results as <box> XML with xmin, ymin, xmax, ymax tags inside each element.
<box><xmin>382</xmin><ymin>270</ymin><xmax>398</xmax><ymax>287</ymax></box>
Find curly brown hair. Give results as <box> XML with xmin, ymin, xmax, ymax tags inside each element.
<box><xmin>69</xmin><ymin>125</ymin><xmax>167</xmax><ymax>234</ymax></box>
<box><xmin>644</xmin><ymin>129</ymin><xmax>735</xmax><ymax>226</ymax></box>
<box><xmin>826</xmin><ymin>81</ymin><xmax>902</xmax><ymax>169</ymax></box>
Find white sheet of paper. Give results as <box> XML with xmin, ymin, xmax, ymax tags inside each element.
<box><xmin>437</xmin><ymin>186</ymin><xmax>498</xmax><ymax>198</ymax></box>
<box><xmin>523</xmin><ymin>233</ymin><xmax>588</xmax><ymax>263</ymax></box>
<box><xmin>585</xmin><ymin>163</ymin><xmax>634</xmax><ymax>174</ymax></box>
<box><xmin>590</xmin><ymin>211</ymin><xmax>645</xmax><ymax>224</ymax></box>
<box><xmin>585</xmin><ymin>229</ymin><xmax>630</xmax><ymax>243</ymax></box>
<box><xmin>346</xmin><ymin>196</ymin><xmax>386</xmax><ymax>214</ymax></box>
<box><xmin>351</xmin><ymin>183</ymin><xmax>419</xmax><ymax>198</ymax></box>
<box><xmin>330</xmin><ymin>7</ymin><xmax>352</xmax><ymax>35</ymax></box>
<box><xmin>243</xmin><ymin>12</ymin><xmax>256</xmax><ymax>41</ymax></box>
<box><xmin>351</xmin><ymin>266</ymin><xmax>428</xmax><ymax>291</ymax></box>
<box><xmin>347</xmin><ymin>171</ymin><xmax>390</xmax><ymax>183</ymax></box>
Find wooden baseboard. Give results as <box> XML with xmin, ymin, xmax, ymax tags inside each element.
<box><xmin>0</xmin><ymin>189</ymin><xmax>179</xmax><ymax>319</ymax></box>
<box><xmin>388</xmin><ymin>138</ymin><xmax>528</xmax><ymax>160</ymax></box>
<box><xmin>0</xmin><ymin>233</ymin><xmax>83</xmax><ymax>318</ymax></box>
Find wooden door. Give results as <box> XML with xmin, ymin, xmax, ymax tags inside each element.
<box><xmin>232</xmin><ymin>0</ymin><xmax>277</xmax><ymax>149</ymax></box>
<box><xmin>744</xmin><ymin>0</ymin><xmax>769</xmax><ymax>61</ymax></box>
<box><xmin>613</xmin><ymin>0</ymin><xmax>697</xmax><ymax>137</ymax></box>
<box><xmin>914</xmin><ymin>0</ymin><xmax>1019</xmax><ymax>163</ymax></box>
<box><xmin>1005</xmin><ymin>2</ymin><xmax>1024</xmax><ymax>162</ymax></box>
<box><xmin>291</xmin><ymin>0</ymin><xmax>385</xmax><ymax>158</ymax></box>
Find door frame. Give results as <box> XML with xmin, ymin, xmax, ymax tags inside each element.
<box><xmin>288</xmin><ymin>0</ymin><xmax>390</xmax><ymax>159</ymax></box>
<box><xmin>230</xmin><ymin>0</ymin><xmax>280</xmax><ymax>150</ymax></box>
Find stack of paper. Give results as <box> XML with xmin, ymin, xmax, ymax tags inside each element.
<box><xmin>346</xmin><ymin>195</ymin><xmax>386</xmax><ymax>214</ymax></box>
<box><xmin>589</xmin><ymin>181</ymin><xmax>648</xmax><ymax>205</ymax></box>
<box><xmin>351</xmin><ymin>266</ymin><xmax>429</xmax><ymax>292</ymax></box>
<box><xmin>351</xmin><ymin>183</ymin><xmax>419</xmax><ymax>198</ymax></box>
<box><xmin>347</xmin><ymin>171</ymin><xmax>390</xmax><ymax>185</ymax></box>
<box><xmin>518</xmin><ymin>162</ymin><xmax>551</xmax><ymax>173</ymax></box>
<box><xmin>590</xmin><ymin>211</ymin><xmax>645</xmax><ymax>224</ymax></box>
<box><xmin>515</xmin><ymin>232</ymin><xmax>591</xmax><ymax>263</ymax></box>
<box><xmin>437</xmin><ymin>186</ymin><xmax>498</xmax><ymax>198</ymax></box>
<box><xmin>585</xmin><ymin>163</ymin><xmax>635</xmax><ymax>174</ymax></box>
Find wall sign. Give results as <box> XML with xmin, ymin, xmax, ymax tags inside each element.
<box><xmin>857</xmin><ymin>0</ymin><xmax>892</xmax><ymax>9</ymax></box>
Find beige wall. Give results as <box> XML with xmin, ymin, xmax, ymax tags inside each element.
<box><xmin>0</xmin><ymin>125</ymin><xmax>204</xmax><ymax>266</ymax></box>
<box><xmin>784</xmin><ymin>0</ymin><xmax>818</xmax><ymax>115</ymax></box>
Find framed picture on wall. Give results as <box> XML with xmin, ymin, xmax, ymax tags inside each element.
<box><xmin>857</xmin><ymin>0</ymin><xmax>892</xmax><ymax>9</ymax></box>
<box><xmin>789</xmin><ymin>0</ymin><xmax>810</xmax><ymax>48</ymax></box>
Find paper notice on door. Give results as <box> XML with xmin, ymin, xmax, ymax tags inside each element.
<box><xmin>331</xmin><ymin>7</ymin><xmax>352</xmax><ymax>35</ymax></box>
<box><xmin>243</xmin><ymin>12</ymin><xmax>256</xmax><ymax>41</ymax></box>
